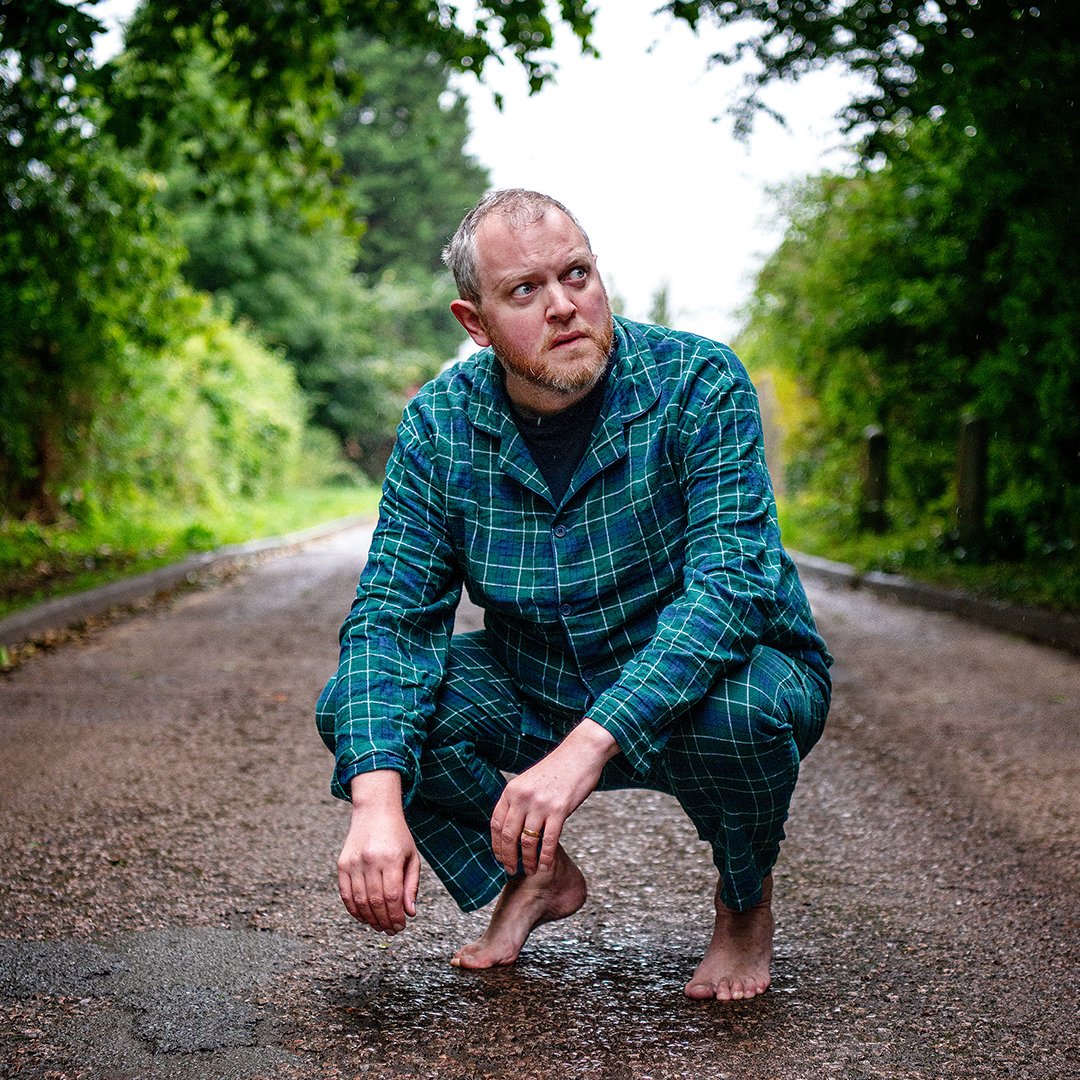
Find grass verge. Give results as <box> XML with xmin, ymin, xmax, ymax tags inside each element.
<box><xmin>779</xmin><ymin>499</ymin><xmax>1079</xmax><ymax>614</ymax></box>
<box><xmin>0</xmin><ymin>481</ymin><xmax>381</xmax><ymax>621</ymax></box>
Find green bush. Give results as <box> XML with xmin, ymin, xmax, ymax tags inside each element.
<box><xmin>77</xmin><ymin>298</ymin><xmax>308</xmax><ymax>522</ymax></box>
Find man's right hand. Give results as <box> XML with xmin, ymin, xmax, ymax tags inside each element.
<box><xmin>337</xmin><ymin>770</ymin><xmax>420</xmax><ymax>935</ymax></box>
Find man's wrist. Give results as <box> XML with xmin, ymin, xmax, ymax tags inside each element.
<box><xmin>568</xmin><ymin>717</ymin><xmax>621</xmax><ymax>763</ymax></box>
<box><xmin>348</xmin><ymin>769</ymin><xmax>405</xmax><ymax>813</ymax></box>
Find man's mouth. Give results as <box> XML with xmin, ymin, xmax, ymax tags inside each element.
<box><xmin>550</xmin><ymin>331</ymin><xmax>587</xmax><ymax>348</ymax></box>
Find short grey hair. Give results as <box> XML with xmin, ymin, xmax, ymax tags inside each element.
<box><xmin>442</xmin><ymin>189</ymin><xmax>593</xmax><ymax>305</ymax></box>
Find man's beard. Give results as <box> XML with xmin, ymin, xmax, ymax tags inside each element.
<box><xmin>481</xmin><ymin>308</ymin><xmax>614</xmax><ymax>398</ymax></box>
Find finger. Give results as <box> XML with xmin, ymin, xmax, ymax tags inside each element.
<box><xmin>339</xmin><ymin>869</ymin><xmax>375</xmax><ymax>929</ymax></box>
<box><xmin>338</xmin><ymin>868</ymin><xmax>359</xmax><ymax>919</ymax></box>
<box><xmin>489</xmin><ymin>795</ymin><xmax>513</xmax><ymax>869</ymax></box>
<box><xmin>537</xmin><ymin>815</ymin><xmax>563</xmax><ymax>871</ymax></box>
<box><xmin>495</xmin><ymin>810</ymin><xmax>527</xmax><ymax>874</ymax></box>
<box><xmin>404</xmin><ymin>853</ymin><xmax>420</xmax><ymax>919</ymax></box>
<box><xmin>381</xmin><ymin>868</ymin><xmax>407</xmax><ymax>933</ymax></box>
<box><xmin>366</xmin><ymin>882</ymin><xmax>395</xmax><ymax>935</ymax></box>
<box><xmin>519</xmin><ymin>822</ymin><xmax>543</xmax><ymax>876</ymax></box>
<box><xmin>491</xmin><ymin>796</ymin><xmax>522</xmax><ymax>873</ymax></box>
<box><xmin>354</xmin><ymin>894</ymin><xmax>377</xmax><ymax>930</ymax></box>
<box><xmin>490</xmin><ymin>793</ymin><xmax>508</xmax><ymax>837</ymax></box>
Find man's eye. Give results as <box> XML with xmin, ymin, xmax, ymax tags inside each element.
<box><xmin>565</xmin><ymin>266</ymin><xmax>588</xmax><ymax>283</ymax></box>
<box><xmin>512</xmin><ymin>283</ymin><xmax>535</xmax><ymax>298</ymax></box>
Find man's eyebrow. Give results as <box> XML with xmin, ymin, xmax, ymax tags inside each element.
<box><xmin>489</xmin><ymin>266</ymin><xmax>532</xmax><ymax>290</ymax></box>
<box><xmin>490</xmin><ymin>249</ymin><xmax>593</xmax><ymax>291</ymax></box>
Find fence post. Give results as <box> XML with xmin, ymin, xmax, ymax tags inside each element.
<box><xmin>859</xmin><ymin>424</ymin><xmax>888</xmax><ymax>533</ymax></box>
<box><xmin>956</xmin><ymin>413</ymin><xmax>989</xmax><ymax>547</ymax></box>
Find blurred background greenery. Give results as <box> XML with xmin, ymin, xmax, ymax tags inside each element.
<box><xmin>1</xmin><ymin>1</ymin><xmax>1076</xmax><ymax>616</ymax></box>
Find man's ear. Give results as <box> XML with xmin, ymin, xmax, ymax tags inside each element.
<box><xmin>450</xmin><ymin>299</ymin><xmax>491</xmax><ymax>347</ymax></box>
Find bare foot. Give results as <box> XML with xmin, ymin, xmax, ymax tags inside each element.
<box><xmin>684</xmin><ymin>874</ymin><xmax>774</xmax><ymax>1001</ymax></box>
<box><xmin>450</xmin><ymin>846</ymin><xmax>587</xmax><ymax>969</ymax></box>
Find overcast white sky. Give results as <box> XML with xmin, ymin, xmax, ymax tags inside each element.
<box><xmin>94</xmin><ymin>0</ymin><xmax>863</xmax><ymax>345</ymax></box>
<box><xmin>452</xmin><ymin>2</ymin><xmax>863</xmax><ymax>344</ymax></box>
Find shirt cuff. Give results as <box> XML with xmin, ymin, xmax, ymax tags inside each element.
<box><xmin>585</xmin><ymin>690</ymin><xmax>671</xmax><ymax>778</ymax></box>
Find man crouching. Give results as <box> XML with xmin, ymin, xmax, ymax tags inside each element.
<box><xmin>317</xmin><ymin>188</ymin><xmax>831</xmax><ymax>1000</ymax></box>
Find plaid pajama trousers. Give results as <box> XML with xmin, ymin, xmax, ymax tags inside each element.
<box><xmin>394</xmin><ymin>630</ymin><xmax>829</xmax><ymax>914</ymax></box>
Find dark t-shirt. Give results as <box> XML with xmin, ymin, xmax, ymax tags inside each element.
<box><xmin>510</xmin><ymin>365</ymin><xmax>612</xmax><ymax>504</ymax></box>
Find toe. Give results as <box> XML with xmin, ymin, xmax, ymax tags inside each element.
<box><xmin>736</xmin><ymin>975</ymin><xmax>769</xmax><ymax>1000</ymax></box>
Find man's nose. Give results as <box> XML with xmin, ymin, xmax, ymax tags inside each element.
<box><xmin>546</xmin><ymin>284</ymin><xmax>577</xmax><ymax>321</ymax></box>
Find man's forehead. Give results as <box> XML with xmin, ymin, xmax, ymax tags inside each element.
<box><xmin>474</xmin><ymin>209</ymin><xmax>591</xmax><ymax>288</ymax></box>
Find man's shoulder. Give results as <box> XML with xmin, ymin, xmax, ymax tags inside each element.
<box><xmin>405</xmin><ymin>348</ymin><xmax>498</xmax><ymax>422</ymax></box>
<box><xmin>419</xmin><ymin>348</ymin><xmax>494</xmax><ymax>397</ymax></box>
<box><xmin>614</xmin><ymin>317</ymin><xmax>750</xmax><ymax>392</ymax></box>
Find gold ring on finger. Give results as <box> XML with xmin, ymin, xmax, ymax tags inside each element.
<box><xmin>521</xmin><ymin>828</ymin><xmax>541</xmax><ymax>839</ymax></box>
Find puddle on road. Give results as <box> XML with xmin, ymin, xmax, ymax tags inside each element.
<box><xmin>324</xmin><ymin>931</ymin><xmax>809</xmax><ymax>1076</ymax></box>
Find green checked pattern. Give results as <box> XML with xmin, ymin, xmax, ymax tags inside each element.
<box><xmin>400</xmin><ymin>629</ymin><xmax>829</xmax><ymax>912</ymax></box>
<box><xmin>317</xmin><ymin>316</ymin><xmax>831</xmax><ymax>909</ymax></box>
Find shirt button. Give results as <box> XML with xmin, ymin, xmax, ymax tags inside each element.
<box><xmin>582</xmin><ymin>668</ymin><xmax>595</xmax><ymax>681</ymax></box>
<box><xmin>560</xmin><ymin>603</ymin><xmax>573</xmax><ymax>617</ymax></box>
<box><xmin>553</xmin><ymin>524</ymin><xmax>567</xmax><ymax>538</ymax></box>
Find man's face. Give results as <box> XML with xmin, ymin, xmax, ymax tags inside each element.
<box><xmin>452</xmin><ymin>209</ymin><xmax>614</xmax><ymax>405</ymax></box>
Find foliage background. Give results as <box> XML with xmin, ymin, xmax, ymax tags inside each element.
<box><xmin>706</xmin><ymin>0</ymin><xmax>1079</xmax><ymax>583</ymax></box>
<box><xmin>2</xmin><ymin>0</ymin><xmax>1076</xmax><ymax>613</ymax></box>
<box><xmin>1</xmin><ymin>1</ymin><xmax>536</xmax><ymax>531</ymax></box>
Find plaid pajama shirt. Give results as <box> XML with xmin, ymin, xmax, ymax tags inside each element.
<box><xmin>316</xmin><ymin>316</ymin><xmax>832</xmax><ymax>912</ymax></box>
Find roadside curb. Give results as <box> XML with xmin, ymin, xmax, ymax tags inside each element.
<box><xmin>792</xmin><ymin>551</ymin><xmax>1080</xmax><ymax>656</ymax></box>
<box><xmin>1</xmin><ymin>521</ymin><xmax>1076</xmax><ymax>658</ymax></box>
<box><xmin>0</xmin><ymin>514</ymin><xmax>373</xmax><ymax>650</ymax></box>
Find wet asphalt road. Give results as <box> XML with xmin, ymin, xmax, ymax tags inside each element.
<box><xmin>0</xmin><ymin>524</ymin><xmax>1077</xmax><ymax>1080</ymax></box>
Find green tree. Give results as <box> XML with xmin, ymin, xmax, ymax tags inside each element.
<box><xmin>0</xmin><ymin>0</ymin><xmax>187</xmax><ymax>518</ymax></box>
<box><xmin>740</xmin><ymin>125</ymin><xmax>977</xmax><ymax>518</ymax></box>
<box><xmin>671</xmin><ymin>1</ymin><xmax>1079</xmax><ymax>552</ymax></box>
<box><xmin>114</xmin><ymin>0</ymin><xmax>597</xmax><ymax>102</ymax></box>
<box><xmin>741</xmin><ymin>116</ymin><xmax>1079</xmax><ymax>552</ymax></box>
<box><xmin>101</xmin><ymin>2</ymin><xmax>596</xmax><ymax>458</ymax></box>
<box><xmin>340</xmin><ymin>33</ymin><xmax>489</xmax><ymax>279</ymax></box>
<box><xmin>118</xmin><ymin>26</ymin><xmax>488</xmax><ymax>472</ymax></box>
<box><xmin>101</xmin><ymin>1</ymin><xmax>596</xmax><ymax>247</ymax></box>
<box><xmin>662</xmin><ymin>1</ymin><xmax>1073</xmax><ymax>145</ymax></box>
<box><xmin>104</xmin><ymin>8</ymin><xmax>353</xmax><ymax>236</ymax></box>
<box><xmin>81</xmin><ymin>298</ymin><xmax>309</xmax><ymax>517</ymax></box>
<box><xmin>3</xmin><ymin>0</ymin><xmax>600</xmax><ymax>519</ymax></box>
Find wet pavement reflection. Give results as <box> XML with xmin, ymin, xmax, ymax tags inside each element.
<box><xmin>325</xmin><ymin>935</ymin><xmax>799</xmax><ymax>1078</ymax></box>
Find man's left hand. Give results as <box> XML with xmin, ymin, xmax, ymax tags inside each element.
<box><xmin>490</xmin><ymin>718</ymin><xmax>620</xmax><ymax>875</ymax></box>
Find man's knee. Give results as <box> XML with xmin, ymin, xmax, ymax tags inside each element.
<box><xmin>665</xmin><ymin>648</ymin><xmax>819</xmax><ymax>789</ymax></box>
<box><xmin>717</xmin><ymin>648</ymin><xmax>825</xmax><ymax>758</ymax></box>
<box><xmin>415</xmin><ymin>632</ymin><xmax>543</xmax><ymax>816</ymax></box>
<box><xmin>427</xmin><ymin>630</ymin><xmax>521</xmax><ymax>746</ymax></box>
